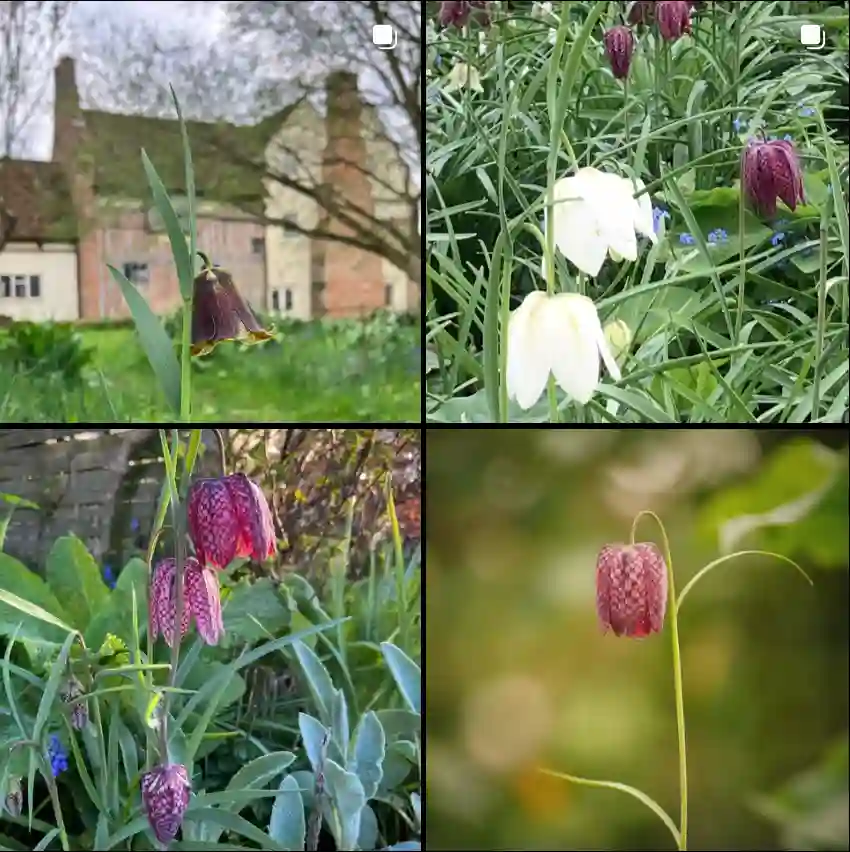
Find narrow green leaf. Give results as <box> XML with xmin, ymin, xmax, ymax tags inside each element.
<box><xmin>33</xmin><ymin>632</ymin><xmax>76</xmax><ymax>743</ymax></box>
<box><xmin>2</xmin><ymin>625</ymin><xmax>28</xmax><ymax>739</ymax></box>
<box><xmin>268</xmin><ymin>775</ymin><xmax>306</xmax><ymax>851</ymax></box>
<box><xmin>170</xmin><ymin>85</ymin><xmax>198</xmax><ymax>301</ymax></box>
<box><xmin>107</xmin><ymin>264</ymin><xmax>181</xmax><ymax>415</ymax></box>
<box><xmin>330</xmin><ymin>688</ymin><xmax>349</xmax><ymax>758</ymax></box>
<box><xmin>350</xmin><ymin>711</ymin><xmax>385</xmax><ymax>800</ymax></box>
<box><xmin>292</xmin><ymin>640</ymin><xmax>337</xmax><ymax>724</ymax></box>
<box><xmin>539</xmin><ymin>768</ymin><xmax>681</xmax><ymax>847</ymax></box>
<box><xmin>140</xmin><ymin>149</ymin><xmax>193</xmax><ymax>301</ymax></box>
<box><xmin>380</xmin><ymin>643</ymin><xmax>420</xmax><ymax>715</ymax></box>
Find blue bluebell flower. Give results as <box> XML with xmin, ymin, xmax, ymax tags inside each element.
<box><xmin>103</xmin><ymin>564</ymin><xmax>116</xmax><ymax>590</ymax></box>
<box><xmin>131</xmin><ymin>518</ymin><xmax>140</xmax><ymax>532</ymax></box>
<box><xmin>435</xmin><ymin>52</ymin><xmax>443</xmax><ymax>68</ymax></box>
<box><xmin>707</xmin><ymin>228</ymin><xmax>728</xmax><ymax>244</ymax></box>
<box><xmin>679</xmin><ymin>233</ymin><xmax>695</xmax><ymax>245</ymax></box>
<box><xmin>652</xmin><ymin>206</ymin><xmax>670</xmax><ymax>234</ymax></box>
<box><xmin>783</xmin><ymin>134</ymin><xmax>793</xmax><ymax>143</ymax></box>
<box><xmin>798</xmin><ymin>104</ymin><xmax>816</xmax><ymax>117</ymax></box>
<box><xmin>733</xmin><ymin>116</ymin><xmax>745</xmax><ymax>132</ymax></box>
<box><xmin>47</xmin><ymin>735</ymin><xmax>68</xmax><ymax>777</ymax></box>
<box><xmin>771</xmin><ymin>231</ymin><xmax>785</xmax><ymax>246</ymax></box>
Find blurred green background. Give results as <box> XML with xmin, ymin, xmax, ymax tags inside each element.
<box><xmin>425</xmin><ymin>429</ymin><xmax>848</xmax><ymax>851</ymax></box>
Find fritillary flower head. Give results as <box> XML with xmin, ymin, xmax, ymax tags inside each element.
<box><xmin>187</xmin><ymin>473</ymin><xmax>276</xmax><ymax>571</ymax></box>
<box><xmin>149</xmin><ymin>557</ymin><xmax>224</xmax><ymax>647</ymax></box>
<box><xmin>141</xmin><ymin>763</ymin><xmax>191</xmax><ymax>846</ymax></box>
<box><xmin>656</xmin><ymin>0</ymin><xmax>691</xmax><ymax>41</ymax></box>
<box><xmin>596</xmin><ymin>542</ymin><xmax>668</xmax><ymax>637</ymax></box>
<box><xmin>603</xmin><ymin>26</ymin><xmax>635</xmax><ymax>80</ymax></box>
<box><xmin>741</xmin><ymin>137</ymin><xmax>805</xmax><ymax>218</ymax></box>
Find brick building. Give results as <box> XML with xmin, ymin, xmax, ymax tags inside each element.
<box><xmin>0</xmin><ymin>57</ymin><xmax>418</xmax><ymax>322</ymax></box>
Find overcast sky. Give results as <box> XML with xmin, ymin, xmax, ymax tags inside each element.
<box><xmin>19</xmin><ymin>0</ymin><xmax>419</xmax><ymax>177</ymax></box>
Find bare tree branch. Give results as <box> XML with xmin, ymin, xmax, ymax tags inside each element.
<box><xmin>75</xmin><ymin>0</ymin><xmax>422</xmax><ymax>285</ymax></box>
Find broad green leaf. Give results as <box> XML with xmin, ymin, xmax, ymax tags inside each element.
<box><xmin>330</xmin><ymin>688</ymin><xmax>350</xmax><ymax>757</ymax></box>
<box><xmin>350</xmin><ymin>711</ymin><xmax>385</xmax><ymax>799</ymax></box>
<box><xmin>0</xmin><ymin>555</ymin><xmax>74</xmax><ymax>643</ymax></box>
<box><xmin>45</xmin><ymin>536</ymin><xmax>109</xmax><ymax>632</ymax></box>
<box><xmin>107</xmin><ymin>264</ymin><xmax>181</xmax><ymax>415</ymax></box>
<box><xmin>292</xmin><ymin>640</ymin><xmax>336</xmax><ymax>724</ymax></box>
<box><xmin>222</xmin><ymin>578</ymin><xmax>290</xmax><ymax>644</ymax></box>
<box><xmin>380</xmin><ymin>643</ymin><xmax>420</xmax><ymax>715</ymax></box>
<box><xmin>375</xmin><ymin>709</ymin><xmax>420</xmax><ymax>744</ymax></box>
<box><xmin>225</xmin><ymin>751</ymin><xmax>297</xmax><ymax>812</ymax></box>
<box><xmin>324</xmin><ymin>758</ymin><xmax>366</xmax><ymax>852</ymax></box>
<box><xmin>140</xmin><ymin>149</ymin><xmax>193</xmax><ymax>303</ymax></box>
<box><xmin>269</xmin><ymin>774</ymin><xmax>306</xmax><ymax>851</ymax></box>
<box><xmin>298</xmin><ymin>714</ymin><xmax>332</xmax><ymax>775</ymax></box>
<box><xmin>180</xmin><ymin>807</ymin><xmax>281</xmax><ymax>850</ymax></box>
<box><xmin>357</xmin><ymin>803</ymin><xmax>379</xmax><ymax>851</ymax></box>
<box><xmin>85</xmin><ymin>558</ymin><xmax>149</xmax><ymax>649</ymax></box>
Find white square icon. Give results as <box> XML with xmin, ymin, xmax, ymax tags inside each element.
<box><xmin>799</xmin><ymin>23</ymin><xmax>823</xmax><ymax>48</ymax></box>
<box><xmin>372</xmin><ymin>24</ymin><xmax>396</xmax><ymax>49</ymax></box>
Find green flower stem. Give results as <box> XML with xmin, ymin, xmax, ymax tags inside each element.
<box><xmin>736</xmin><ymin>172</ymin><xmax>746</xmax><ymax>342</ymax></box>
<box><xmin>180</xmin><ymin>295</ymin><xmax>192</xmax><ymax>422</ymax></box>
<box><xmin>631</xmin><ymin>510</ymin><xmax>688</xmax><ymax>851</ymax></box>
<box><xmin>42</xmin><ymin>758</ymin><xmax>70</xmax><ymax>851</ymax></box>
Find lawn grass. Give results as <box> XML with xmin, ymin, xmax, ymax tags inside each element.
<box><xmin>0</xmin><ymin>315</ymin><xmax>421</xmax><ymax>422</ymax></box>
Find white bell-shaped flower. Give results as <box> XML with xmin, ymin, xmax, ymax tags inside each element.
<box><xmin>444</xmin><ymin>62</ymin><xmax>484</xmax><ymax>94</ymax></box>
<box><xmin>506</xmin><ymin>291</ymin><xmax>621</xmax><ymax>410</ymax></box>
<box><xmin>549</xmin><ymin>167</ymin><xmax>656</xmax><ymax>277</ymax></box>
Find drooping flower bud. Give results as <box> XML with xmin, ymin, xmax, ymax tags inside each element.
<box><xmin>184</xmin><ymin>560</ymin><xmax>224</xmax><ymax>646</ymax></box>
<box><xmin>4</xmin><ymin>776</ymin><xmax>22</xmax><ymax>818</ymax></box>
<box><xmin>627</xmin><ymin>0</ymin><xmax>655</xmax><ymax>27</ymax></box>
<box><xmin>740</xmin><ymin>138</ymin><xmax>805</xmax><ymax>218</ymax></box>
<box><xmin>188</xmin><ymin>474</ymin><xmax>276</xmax><ymax>571</ymax></box>
<box><xmin>603</xmin><ymin>26</ymin><xmax>635</xmax><ymax>80</ymax></box>
<box><xmin>439</xmin><ymin>0</ymin><xmax>490</xmax><ymax>29</ymax></box>
<box><xmin>141</xmin><ymin>763</ymin><xmax>191</xmax><ymax>846</ymax></box>
<box><xmin>191</xmin><ymin>252</ymin><xmax>274</xmax><ymax>357</ymax></box>
<box><xmin>150</xmin><ymin>557</ymin><xmax>224</xmax><ymax>647</ymax></box>
<box><xmin>60</xmin><ymin>674</ymin><xmax>89</xmax><ymax>730</ymax></box>
<box><xmin>596</xmin><ymin>542</ymin><xmax>668</xmax><ymax>637</ymax></box>
<box><xmin>149</xmin><ymin>558</ymin><xmax>192</xmax><ymax>647</ymax></box>
<box><xmin>656</xmin><ymin>0</ymin><xmax>691</xmax><ymax>41</ymax></box>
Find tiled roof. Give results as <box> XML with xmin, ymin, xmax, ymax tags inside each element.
<box><xmin>81</xmin><ymin>109</ymin><xmax>273</xmax><ymax>214</ymax></box>
<box><xmin>0</xmin><ymin>159</ymin><xmax>76</xmax><ymax>242</ymax></box>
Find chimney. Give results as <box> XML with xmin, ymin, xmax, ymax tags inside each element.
<box><xmin>321</xmin><ymin>70</ymin><xmax>383</xmax><ymax>316</ymax></box>
<box><xmin>53</xmin><ymin>56</ymin><xmax>99</xmax><ymax>320</ymax></box>
<box><xmin>53</xmin><ymin>57</ymin><xmax>82</xmax><ymax>166</ymax></box>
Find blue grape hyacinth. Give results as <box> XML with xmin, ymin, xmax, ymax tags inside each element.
<box><xmin>47</xmin><ymin>735</ymin><xmax>68</xmax><ymax>777</ymax></box>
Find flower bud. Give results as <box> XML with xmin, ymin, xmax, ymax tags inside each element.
<box><xmin>4</xmin><ymin>776</ymin><xmax>22</xmax><ymax>818</ymax></box>
<box><xmin>740</xmin><ymin>138</ymin><xmax>805</xmax><ymax>218</ymax></box>
<box><xmin>656</xmin><ymin>0</ymin><xmax>691</xmax><ymax>41</ymax></box>
<box><xmin>60</xmin><ymin>674</ymin><xmax>89</xmax><ymax>730</ymax></box>
<box><xmin>439</xmin><ymin>0</ymin><xmax>490</xmax><ymax>29</ymax></box>
<box><xmin>596</xmin><ymin>542</ymin><xmax>668</xmax><ymax>637</ymax></box>
<box><xmin>627</xmin><ymin>0</ymin><xmax>655</xmax><ymax>26</ymax></box>
<box><xmin>603</xmin><ymin>26</ymin><xmax>635</xmax><ymax>80</ymax></box>
<box><xmin>603</xmin><ymin>319</ymin><xmax>633</xmax><ymax>363</ymax></box>
<box><xmin>141</xmin><ymin>763</ymin><xmax>191</xmax><ymax>845</ymax></box>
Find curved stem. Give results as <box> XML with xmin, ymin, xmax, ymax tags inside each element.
<box><xmin>631</xmin><ymin>510</ymin><xmax>688</xmax><ymax>851</ymax></box>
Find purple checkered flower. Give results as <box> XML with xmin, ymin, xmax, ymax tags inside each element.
<box><xmin>141</xmin><ymin>763</ymin><xmax>191</xmax><ymax>846</ymax></box>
